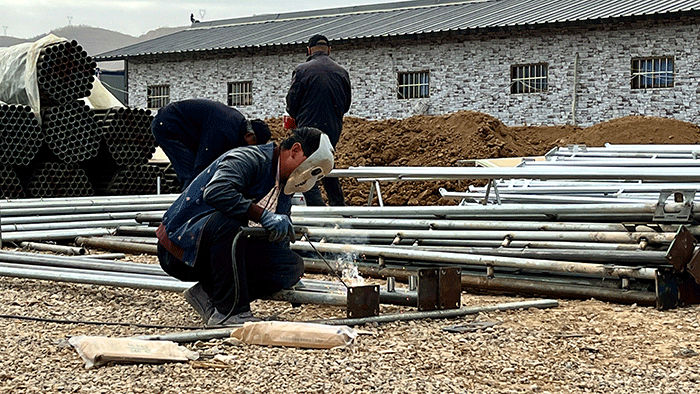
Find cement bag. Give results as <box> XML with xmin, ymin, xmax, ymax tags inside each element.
<box><xmin>0</xmin><ymin>34</ymin><xmax>65</xmax><ymax>119</ymax></box>
<box><xmin>231</xmin><ymin>321</ymin><xmax>357</xmax><ymax>349</ymax></box>
<box><xmin>68</xmin><ymin>335</ymin><xmax>199</xmax><ymax>369</ymax></box>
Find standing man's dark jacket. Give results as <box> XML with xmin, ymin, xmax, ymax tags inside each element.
<box><xmin>286</xmin><ymin>52</ymin><xmax>351</xmax><ymax>147</ymax></box>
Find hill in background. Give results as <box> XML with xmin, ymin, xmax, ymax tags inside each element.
<box><xmin>0</xmin><ymin>24</ymin><xmax>186</xmax><ymax>69</ymax></box>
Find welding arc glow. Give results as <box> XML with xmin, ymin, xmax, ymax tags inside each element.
<box><xmin>304</xmin><ymin>232</ymin><xmax>350</xmax><ymax>289</ymax></box>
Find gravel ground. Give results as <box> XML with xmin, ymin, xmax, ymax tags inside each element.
<box><xmin>1</xmin><ymin>251</ymin><xmax>699</xmax><ymax>394</ymax></box>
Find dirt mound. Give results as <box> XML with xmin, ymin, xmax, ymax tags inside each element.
<box><xmin>562</xmin><ymin>115</ymin><xmax>700</xmax><ymax>146</ymax></box>
<box><xmin>267</xmin><ymin>113</ymin><xmax>700</xmax><ymax>205</ymax></box>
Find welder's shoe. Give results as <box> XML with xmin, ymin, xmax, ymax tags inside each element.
<box><xmin>206</xmin><ymin>310</ymin><xmax>262</xmax><ymax>327</ymax></box>
<box><xmin>183</xmin><ymin>283</ymin><xmax>215</xmax><ymax>324</ymax></box>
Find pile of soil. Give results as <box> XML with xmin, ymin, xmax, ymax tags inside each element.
<box><xmin>267</xmin><ymin>112</ymin><xmax>700</xmax><ymax>205</ymax></box>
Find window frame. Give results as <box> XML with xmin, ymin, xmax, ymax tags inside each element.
<box><xmin>227</xmin><ymin>81</ymin><xmax>253</xmax><ymax>106</ymax></box>
<box><xmin>397</xmin><ymin>70</ymin><xmax>430</xmax><ymax>99</ymax></box>
<box><xmin>510</xmin><ymin>63</ymin><xmax>549</xmax><ymax>94</ymax></box>
<box><xmin>147</xmin><ymin>84</ymin><xmax>170</xmax><ymax>109</ymax></box>
<box><xmin>631</xmin><ymin>56</ymin><xmax>675</xmax><ymax>90</ymax></box>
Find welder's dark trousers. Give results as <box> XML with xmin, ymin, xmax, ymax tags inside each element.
<box><xmin>158</xmin><ymin>212</ymin><xmax>304</xmax><ymax>315</ymax></box>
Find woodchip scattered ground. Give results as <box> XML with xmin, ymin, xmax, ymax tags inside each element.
<box><xmin>0</xmin><ymin>251</ymin><xmax>699</xmax><ymax>394</ymax></box>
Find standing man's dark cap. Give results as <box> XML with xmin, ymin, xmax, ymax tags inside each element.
<box><xmin>308</xmin><ymin>34</ymin><xmax>329</xmax><ymax>47</ymax></box>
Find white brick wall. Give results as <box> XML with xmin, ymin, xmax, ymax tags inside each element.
<box><xmin>128</xmin><ymin>17</ymin><xmax>700</xmax><ymax>127</ymax></box>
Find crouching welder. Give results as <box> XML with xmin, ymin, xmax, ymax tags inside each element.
<box><xmin>155</xmin><ymin>127</ymin><xmax>334</xmax><ymax>326</ymax></box>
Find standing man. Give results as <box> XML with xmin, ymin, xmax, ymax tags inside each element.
<box><xmin>156</xmin><ymin>127</ymin><xmax>334</xmax><ymax>326</ymax></box>
<box><xmin>151</xmin><ymin>98</ymin><xmax>272</xmax><ymax>190</ymax></box>
<box><xmin>286</xmin><ymin>34</ymin><xmax>351</xmax><ymax>206</ymax></box>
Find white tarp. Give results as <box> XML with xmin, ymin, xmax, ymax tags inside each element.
<box><xmin>0</xmin><ymin>34</ymin><xmax>65</xmax><ymax>119</ymax></box>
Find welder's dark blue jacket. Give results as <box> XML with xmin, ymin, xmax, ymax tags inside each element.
<box><xmin>156</xmin><ymin>142</ymin><xmax>291</xmax><ymax>266</ymax></box>
<box><xmin>152</xmin><ymin>99</ymin><xmax>250</xmax><ymax>182</ymax></box>
<box><xmin>286</xmin><ymin>52</ymin><xmax>351</xmax><ymax>147</ymax></box>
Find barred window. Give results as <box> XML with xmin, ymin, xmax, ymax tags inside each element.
<box><xmin>147</xmin><ymin>85</ymin><xmax>170</xmax><ymax>109</ymax></box>
<box><xmin>397</xmin><ymin>71</ymin><xmax>429</xmax><ymax>99</ymax></box>
<box><xmin>228</xmin><ymin>81</ymin><xmax>253</xmax><ymax>106</ymax></box>
<box><xmin>511</xmin><ymin>63</ymin><xmax>548</xmax><ymax>94</ymax></box>
<box><xmin>632</xmin><ymin>57</ymin><xmax>674</xmax><ymax>89</ymax></box>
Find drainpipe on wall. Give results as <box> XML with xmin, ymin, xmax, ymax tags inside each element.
<box><xmin>571</xmin><ymin>52</ymin><xmax>579</xmax><ymax>125</ymax></box>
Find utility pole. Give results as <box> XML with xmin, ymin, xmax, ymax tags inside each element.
<box><xmin>199</xmin><ymin>9</ymin><xmax>206</xmax><ymax>20</ymax></box>
<box><xmin>2</xmin><ymin>26</ymin><xmax>7</xmax><ymax>36</ymax></box>
<box><xmin>67</xmin><ymin>16</ymin><xmax>73</xmax><ymax>26</ymax></box>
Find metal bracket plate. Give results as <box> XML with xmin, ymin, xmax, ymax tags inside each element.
<box><xmin>653</xmin><ymin>190</ymin><xmax>695</xmax><ymax>223</ymax></box>
<box><xmin>686</xmin><ymin>248</ymin><xmax>700</xmax><ymax>286</ymax></box>
<box><xmin>439</xmin><ymin>267</ymin><xmax>462</xmax><ymax>310</ymax></box>
<box><xmin>417</xmin><ymin>269</ymin><xmax>439</xmax><ymax>311</ymax></box>
<box><xmin>346</xmin><ymin>284</ymin><xmax>380</xmax><ymax>318</ymax></box>
<box><xmin>665</xmin><ymin>226</ymin><xmax>697</xmax><ymax>272</ymax></box>
<box><xmin>656</xmin><ymin>267</ymin><xmax>680</xmax><ymax>310</ymax></box>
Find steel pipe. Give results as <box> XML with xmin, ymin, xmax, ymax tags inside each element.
<box><xmin>291</xmin><ymin>241</ymin><xmax>658</xmax><ymax>280</ymax></box>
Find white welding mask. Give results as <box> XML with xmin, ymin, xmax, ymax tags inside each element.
<box><xmin>284</xmin><ymin>133</ymin><xmax>334</xmax><ymax>195</ymax></box>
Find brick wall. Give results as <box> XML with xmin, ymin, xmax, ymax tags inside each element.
<box><xmin>127</xmin><ymin>17</ymin><xmax>700</xmax><ymax>127</ymax></box>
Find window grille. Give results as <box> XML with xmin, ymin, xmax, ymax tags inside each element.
<box><xmin>631</xmin><ymin>57</ymin><xmax>674</xmax><ymax>89</ymax></box>
<box><xmin>511</xmin><ymin>63</ymin><xmax>548</xmax><ymax>94</ymax></box>
<box><xmin>397</xmin><ymin>71</ymin><xmax>429</xmax><ymax>99</ymax></box>
<box><xmin>228</xmin><ymin>81</ymin><xmax>253</xmax><ymax>106</ymax></box>
<box><xmin>147</xmin><ymin>85</ymin><xmax>170</xmax><ymax>109</ymax></box>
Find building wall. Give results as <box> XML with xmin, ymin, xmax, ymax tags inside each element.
<box><xmin>126</xmin><ymin>17</ymin><xmax>700</xmax><ymax>127</ymax></box>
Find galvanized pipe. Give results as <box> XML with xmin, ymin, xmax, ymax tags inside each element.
<box><xmin>0</xmin><ymin>263</ymin><xmax>191</xmax><ymax>292</ymax></box>
<box><xmin>331</xmin><ymin>166</ymin><xmax>700</xmax><ymax>182</ymax></box>
<box><xmin>2</xmin><ymin>219</ymin><xmax>140</xmax><ymax>233</ymax></box>
<box><xmin>300</xmin><ymin>227</ymin><xmax>675</xmax><ymax>245</ymax></box>
<box><xmin>75</xmin><ymin>237</ymin><xmax>157</xmax><ymax>254</ymax></box>
<box><xmin>20</xmin><ymin>242</ymin><xmax>85</xmax><ymax>255</ymax></box>
<box><xmin>1</xmin><ymin>228</ymin><xmax>112</xmax><ymax>243</ymax></box>
<box><xmin>0</xmin><ymin>251</ymin><xmax>167</xmax><ymax>276</ymax></box>
<box><xmin>1</xmin><ymin>211</ymin><xmax>166</xmax><ymax>225</ymax></box>
<box><xmin>135</xmin><ymin>299</ymin><xmax>559</xmax><ymax>342</ymax></box>
<box><xmin>291</xmin><ymin>202</ymin><xmax>695</xmax><ymax>220</ymax></box>
<box><xmin>290</xmin><ymin>216</ymin><xmax>668</xmax><ymax>232</ymax></box>
<box><xmin>0</xmin><ymin>204</ymin><xmax>173</xmax><ymax>217</ymax></box>
<box><xmin>291</xmin><ymin>241</ymin><xmax>658</xmax><ymax>280</ymax></box>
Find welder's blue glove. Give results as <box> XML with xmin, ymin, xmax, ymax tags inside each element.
<box><xmin>260</xmin><ymin>210</ymin><xmax>294</xmax><ymax>243</ymax></box>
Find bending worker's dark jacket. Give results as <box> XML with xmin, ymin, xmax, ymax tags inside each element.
<box><xmin>153</xmin><ymin>99</ymin><xmax>250</xmax><ymax>176</ymax></box>
<box><xmin>156</xmin><ymin>143</ymin><xmax>291</xmax><ymax>266</ymax></box>
<box><xmin>286</xmin><ymin>52</ymin><xmax>351</xmax><ymax>147</ymax></box>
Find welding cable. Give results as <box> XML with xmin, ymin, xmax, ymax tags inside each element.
<box><xmin>0</xmin><ymin>313</ymin><xmax>201</xmax><ymax>330</ymax></box>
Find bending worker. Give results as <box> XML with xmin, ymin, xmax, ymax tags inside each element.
<box><xmin>155</xmin><ymin>127</ymin><xmax>334</xmax><ymax>326</ymax></box>
<box><xmin>151</xmin><ymin>98</ymin><xmax>272</xmax><ymax>190</ymax></box>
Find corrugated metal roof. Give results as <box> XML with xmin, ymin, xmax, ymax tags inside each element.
<box><xmin>95</xmin><ymin>0</ymin><xmax>700</xmax><ymax>60</ymax></box>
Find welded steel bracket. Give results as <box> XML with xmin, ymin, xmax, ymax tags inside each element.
<box><xmin>346</xmin><ymin>284</ymin><xmax>380</xmax><ymax>318</ymax></box>
<box><xmin>656</xmin><ymin>267</ymin><xmax>700</xmax><ymax>310</ymax></box>
<box><xmin>665</xmin><ymin>226</ymin><xmax>697</xmax><ymax>272</ymax></box>
<box><xmin>417</xmin><ymin>268</ymin><xmax>462</xmax><ymax>311</ymax></box>
<box><xmin>653</xmin><ymin>190</ymin><xmax>695</xmax><ymax>223</ymax></box>
<box><xmin>686</xmin><ymin>248</ymin><xmax>700</xmax><ymax>286</ymax></box>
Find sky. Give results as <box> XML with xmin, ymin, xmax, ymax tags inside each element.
<box><xmin>0</xmin><ymin>0</ymin><xmax>408</xmax><ymax>38</ymax></box>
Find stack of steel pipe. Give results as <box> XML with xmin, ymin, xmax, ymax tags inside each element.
<box><xmin>38</xmin><ymin>101</ymin><xmax>100</xmax><ymax>164</ymax></box>
<box><xmin>0</xmin><ymin>164</ymin><xmax>23</xmax><ymax>198</ymax></box>
<box><xmin>36</xmin><ymin>40</ymin><xmax>95</xmax><ymax>106</ymax></box>
<box><xmin>90</xmin><ymin>164</ymin><xmax>166</xmax><ymax>195</ymax></box>
<box><xmin>0</xmin><ymin>194</ymin><xmax>177</xmax><ymax>243</ymax></box>
<box><xmin>24</xmin><ymin>162</ymin><xmax>93</xmax><ymax>198</ymax></box>
<box><xmin>91</xmin><ymin>107</ymin><xmax>156</xmax><ymax>167</ymax></box>
<box><xmin>0</xmin><ymin>104</ymin><xmax>43</xmax><ymax>166</ymax></box>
